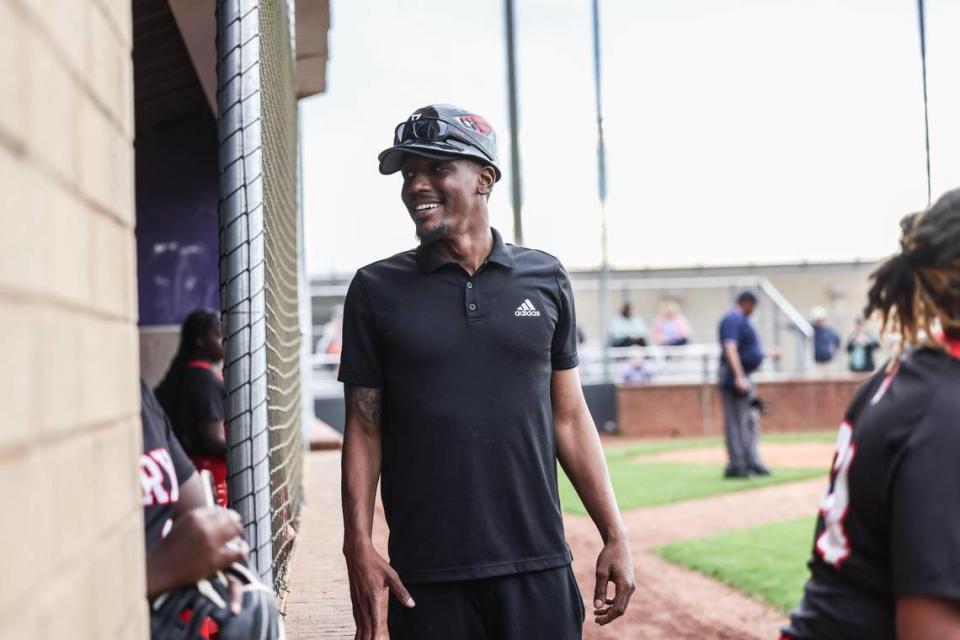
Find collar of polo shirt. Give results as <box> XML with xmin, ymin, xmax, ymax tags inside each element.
<box><xmin>415</xmin><ymin>227</ymin><xmax>516</xmax><ymax>273</ymax></box>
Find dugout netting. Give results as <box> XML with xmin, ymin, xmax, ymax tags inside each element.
<box><xmin>261</xmin><ymin>0</ymin><xmax>304</xmax><ymax>593</ymax></box>
<box><xmin>217</xmin><ymin>0</ymin><xmax>303</xmax><ymax>591</ymax></box>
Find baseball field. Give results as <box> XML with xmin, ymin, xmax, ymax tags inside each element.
<box><xmin>562</xmin><ymin>433</ymin><xmax>835</xmax><ymax>639</ymax></box>
<box><xmin>285</xmin><ymin>432</ymin><xmax>837</xmax><ymax>639</ymax></box>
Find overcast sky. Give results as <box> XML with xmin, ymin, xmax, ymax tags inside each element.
<box><xmin>300</xmin><ymin>0</ymin><xmax>959</xmax><ymax>276</ymax></box>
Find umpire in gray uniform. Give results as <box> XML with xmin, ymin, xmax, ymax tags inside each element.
<box><xmin>717</xmin><ymin>291</ymin><xmax>772</xmax><ymax>478</ymax></box>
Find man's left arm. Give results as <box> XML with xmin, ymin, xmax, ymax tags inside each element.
<box><xmin>552</xmin><ymin>366</ymin><xmax>635</xmax><ymax>626</ymax></box>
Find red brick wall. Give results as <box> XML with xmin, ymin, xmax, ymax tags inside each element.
<box><xmin>616</xmin><ymin>376</ymin><xmax>869</xmax><ymax>437</ymax></box>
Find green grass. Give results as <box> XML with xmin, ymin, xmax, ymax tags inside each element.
<box><xmin>558</xmin><ymin>462</ymin><xmax>824</xmax><ymax>514</ymax></box>
<box><xmin>658</xmin><ymin>516</ymin><xmax>817</xmax><ymax>612</ymax></box>
<box><xmin>557</xmin><ymin>432</ymin><xmax>833</xmax><ymax>514</ymax></box>
<box><xmin>602</xmin><ymin>431</ymin><xmax>836</xmax><ymax>462</ymax></box>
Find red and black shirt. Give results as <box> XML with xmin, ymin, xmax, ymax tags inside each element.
<box><xmin>140</xmin><ymin>381</ymin><xmax>196</xmax><ymax>550</ymax></box>
<box><xmin>785</xmin><ymin>344</ymin><xmax>960</xmax><ymax>640</ymax></box>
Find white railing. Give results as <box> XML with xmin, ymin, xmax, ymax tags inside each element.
<box><xmin>312</xmin><ymin>342</ymin><xmax>726</xmax><ymax>397</ymax></box>
<box><xmin>572</xmin><ymin>275</ymin><xmax>814</xmax><ymax>381</ymax></box>
<box><xmin>310</xmin><ymin>275</ymin><xmax>820</xmax><ymax>394</ymax></box>
<box><xmin>578</xmin><ymin>342</ymin><xmax>722</xmax><ymax>384</ymax></box>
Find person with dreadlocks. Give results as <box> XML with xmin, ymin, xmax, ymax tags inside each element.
<box><xmin>156</xmin><ymin>309</ymin><xmax>229</xmax><ymax>506</ymax></box>
<box><xmin>782</xmin><ymin>188</ymin><xmax>960</xmax><ymax>640</ymax></box>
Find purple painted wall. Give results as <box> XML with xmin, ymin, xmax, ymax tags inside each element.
<box><xmin>135</xmin><ymin>114</ymin><xmax>220</xmax><ymax>326</ymax></box>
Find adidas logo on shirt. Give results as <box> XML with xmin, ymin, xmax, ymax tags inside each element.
<box><xmin>515</xmin><ymin>299</ymin><xmax>541</xmax><ymax>317</ymax></box>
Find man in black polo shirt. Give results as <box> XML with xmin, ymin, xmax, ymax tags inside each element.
<box><xmin>339</xmin><ymin>104</ymin><xmax>635</xmax><ymax>639</ymax></box>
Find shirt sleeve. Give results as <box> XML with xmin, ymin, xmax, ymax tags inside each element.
<box><xmin>719</xmin><ymin>313</ymin><xmax>741</xmax><ymax>344</ymax></box>
<box><xmin>141</xmin><ymin>381</ymin><xmax>195</xmax><ymax>484</ymax></box>
<box><xmin>551</xmin><ymin>263</ymin><xmax>579</xmax><ymax>370</ymax></box>
<box><xmin>890</xmin><ymin>391</ymin><xmax>960</xmax><ymax>601</ymax></box>
<box><xmin>338</xmin><ymin>272</ymin><xmax>384</xmax><ymax>387</ymax></box>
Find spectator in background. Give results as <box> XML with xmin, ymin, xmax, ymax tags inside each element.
<box><xmin>847</xmin><ymin>316</ymin><xmax>881</xmax><ymax>373</ymax></box>
<box><xmin>621</xmin><ymin>349</ymin><xmax>654</xmax><ymax>385</ymax></box>
<box><xmin>811</xmin><ymin>306</ymin><xmax>841</xmax><ymax>367</ymax></box>
<box><xmin>577</xmin><ymin>325</ymin><xmax>587</xmax><ymax>346</ymax></box>
<box><xmin>718</xmin><ymin>290</ymin><xmax>772</xmax><ymax>478</ymax></box>
<box><xmin>610</xmin><ymin>302</ymin><xmax>648</xmax><ymax>347</ymax></box>
<box><xmin>316</xmin><ymin>305</ymin><xmax>344</xmax><ymax>373</ymax></box>
<box><xmin>155</xmin><ymin>309</ymin><xmax>228</xmax><ymax>507</ymax></box>
<box><xmin>652</xmin><ymin>300</ymin><xmax>691</xmax><ymax>346</ymax></box>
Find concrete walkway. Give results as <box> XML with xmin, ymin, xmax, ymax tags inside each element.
<box><xmin>284</xmin><ymin>449</ymin><xmax>824</xmax><ymax>639</ymax></box>
<box><xmin>284</xmin><ymin>451</ymin><xmax>354</xmax><ymax>639</ymax></box>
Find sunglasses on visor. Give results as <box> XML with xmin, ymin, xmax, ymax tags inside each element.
<box><xmin>393</xmin><ymin>118</ymin><xmax>494</xmax><ymax>161</ymax></box>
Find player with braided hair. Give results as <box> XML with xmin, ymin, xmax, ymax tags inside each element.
<box><xmin>866</xmin><ymin>192</ymin><xmax>960</xmax><ymax>349</ymax></box>
<box><xmin>156</xmin><ymin>309</ymin><xmax>229</xmax><ymax>506</ymax></box>
<box><xmin>783</xmin><ymin>188</ymin><xmax>960</xmax><ymax>640</ymax></box>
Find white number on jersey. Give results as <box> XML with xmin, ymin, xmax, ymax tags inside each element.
<box><xmin>816</xmin><ymin>421</ymin><xmax>855</xmax><ymax>567</ymax></box>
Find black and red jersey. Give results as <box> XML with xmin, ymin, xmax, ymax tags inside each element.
<box><xmin>141</xmin><ymin>381</ymin><xmax>196</xmax><ymax>550</ymax></box>
<box><xmin>155</xmin><ymin>363</ymin><xmax>228</xmax><ymax>505</ymax></box>
<box><xmin>784</xmin><ymin>344</ymin><xmax>960</xmax><ymax>640</ymax></box>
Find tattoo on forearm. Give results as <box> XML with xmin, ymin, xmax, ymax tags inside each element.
<box><xmin>347</xmin><ymin>386</ymin><xmax>382</xmax><ymax>426</ymax></box>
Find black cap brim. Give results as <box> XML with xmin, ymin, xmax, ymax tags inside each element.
<box><xmin>378</xmin><ymin>141</ymin><xmax>502</xmax><ymax>181</ymax></box>
<box><xmin>378</xmin><ymin>143</ymin><xmax>468</xmax><ymax>175</ymax></box>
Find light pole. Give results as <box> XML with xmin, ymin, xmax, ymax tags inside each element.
<box><xmin>504</xmin><ymin>0</ymin><xmax>524</xmax><ymax>245</ymax></box>
<box><xmin>592</xmin><ymin>0</ymin><xmax>611</xmax><ymax>382</ymax></box>
<box><xmin>917</xmin><ymin>0</ymin><xmax>932</xmax><ymax>205</ymax></box>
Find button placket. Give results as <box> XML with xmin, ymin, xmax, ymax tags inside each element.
<box><xmin>465</xmin><ymin>277</ymin><xmax>482</xmax><ymax>320</ymax></box>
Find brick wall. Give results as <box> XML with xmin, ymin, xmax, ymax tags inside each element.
<box><xmin>617</xmin><ymin>375</ymin><xmax>868</xmax><ymax>437</ymax></box>
<box><xmin>0</xmin><ymin>1</ymin><xmax>147</xmax><ymax>638</ymax></box>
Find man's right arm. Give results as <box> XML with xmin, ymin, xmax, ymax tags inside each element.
<box><xmin>342</xmin><ymin>384</ymin><xmax>385</xmax><ymax>552</ymax></box>
<box><xmin>722</xmin><ymin>342</ymin><xmax>750</xmax><ymax>394</ymax></box>
<box><xmin>341</xmin><ymin>385</ymin><xmax>414</xmax><ymax>639</ymax></box>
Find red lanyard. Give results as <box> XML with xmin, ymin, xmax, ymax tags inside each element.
<box><xmin>946</xmin><ymin>339</ymin><xmax>960</xmax><ymax>360</ymax></box>
<box><xmin>187</xmin><ymin>360</ymin><xmax>223</xmax><ymax>381</ymax></box>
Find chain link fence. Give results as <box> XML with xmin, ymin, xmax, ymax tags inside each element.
<box><xmin>217</xmin><ymin>0</ymin><xmax>303</xmax><ymax>592</ymax></box>
<box><xmin>260</xmin><ymin>0</ymin><xmax>304</xmax><ymax>593</ymax></box>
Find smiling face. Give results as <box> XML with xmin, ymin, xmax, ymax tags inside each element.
<box><xmin>399</xmin><ymin>155</ymin><xmax>495</xmax><ymax>244</ymax></box>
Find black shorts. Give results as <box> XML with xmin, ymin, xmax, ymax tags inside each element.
<box><xmin>387</xmin><ymin>565</ymin><xmax>585</xmax><ymax>640</ymax></box>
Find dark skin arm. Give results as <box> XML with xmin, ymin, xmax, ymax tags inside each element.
<box><xmin>176</xmin><ymin>470</ymin><xmax>206</xmax><ymax>514</ymax></box>
<box><xmin>341</xmin><ymin>385</ymin><xmax>414</xmax><ymax>640</ymax></box>
<box><xmin>552</xmin><ymin>367</ymin><xmax>636</xmax><ymax>625</ymax></box>
<box><xmin>723</xmin><ymin>341</ymin><xmax>751</xmax><ymax>394</ymax></box>
<box><xmin>146</xmin><ymin>472</ymin><xmax>247</xmax><ymax>611</ymax></box>
<box><xmin>195</xmin><ymin>420</ymin><xmax>227</xmax><ymax>456</ymax></box>
<box><xmin>898</xmin><ymin>597</ymin><xmax>960</xmax><ymax>640</ymax></box>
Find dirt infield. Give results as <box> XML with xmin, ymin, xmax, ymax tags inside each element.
<box><xmin>377</xmin><ymin>443</ymin><xmax>825</xmax><ymax>639</ymax></box>
<box><xmin>565</xmin><ymin>477</ymin><xmax>825</xmax><ymax>639</ymax></box>
<box><xmin>286</xmin><ymin>443</ymin><xmax>831</xmax><ymax>639</ymax></box>
<box><xmin>639</xmin><ymin>441</ymin><xmax>837</xmax><ymax>470</ymax></box>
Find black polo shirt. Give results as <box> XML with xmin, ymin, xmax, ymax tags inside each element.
<box><xmin>338</xmin><ymin>227</ymin><xmax>579</xmax><ymax>583</ymax></box>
